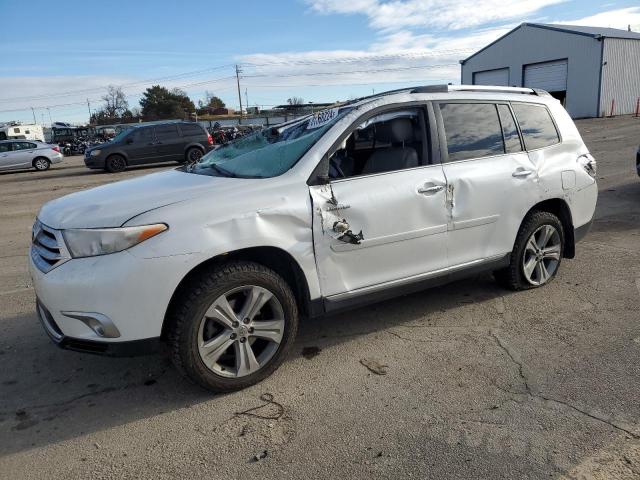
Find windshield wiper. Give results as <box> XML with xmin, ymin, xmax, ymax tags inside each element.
<box><xmin>208</xmin><ymin>164</ymin><xmax>237</xmax><ymax>178</ymax></box>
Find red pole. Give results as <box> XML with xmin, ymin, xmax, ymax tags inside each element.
<box><xmin>635</xmin><ymin>97</ymin><xmax>640</xmax><ymax>117</ymax></box>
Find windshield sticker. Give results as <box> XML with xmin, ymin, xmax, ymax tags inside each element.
<box><xmin>307</xmin><ymin>108</ymin><xmax>339</xmax><ymax>130</ymax></box>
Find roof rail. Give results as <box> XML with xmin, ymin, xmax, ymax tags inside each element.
<box><xmin>411</xmin><ymin>84</ymin><xmax>551</xmax><ymax>97</ymax></box>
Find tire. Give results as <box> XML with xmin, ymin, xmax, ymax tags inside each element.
<box><xmin>33</xmin><ymin>157</ymin><xmax>50</xmax><ymax>171</ymax></box>
<box><xmin>105</xmin><ymin>154</ymin><xmax>127</xmax><ymax>173</ymax></box>
<box><xmin>184</xmin><ymin>147</ymin><xmax>204</xmax><ymax>165</ymax></box>
<box><xmin>168</xmin><ymin>261</ymin><xmax>299</xmax><ymax>392</ymax></box>
<box><xmin>494</xmin><ymin>211</ymin><xmax>564</xmax><ymax>291</ymax></box>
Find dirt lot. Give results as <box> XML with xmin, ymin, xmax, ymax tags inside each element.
<box><xmin>0</xmin><ymin>116</ymin><xmax>639</xmax><ymax>479</ymax></box>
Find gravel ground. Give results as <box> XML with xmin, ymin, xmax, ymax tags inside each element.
<box><xmin>0</xmin><ymin>116</ymin><xmax>639</xmax><ymax>479</ymax></box>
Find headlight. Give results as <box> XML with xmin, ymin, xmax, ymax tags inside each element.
<box><xmin>90</xmin><ymin>150</ymin><xmax>101</xmax><ymax>157</ymax></box>
<box><xmin>63</xmin><ymin>224</ymin><xmax>168</xmax><ymax>258</ymax></box>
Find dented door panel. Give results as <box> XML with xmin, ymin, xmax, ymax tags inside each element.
<box><xmin>443</xmin><ymin>151</ymin><xmax>540</xmax><ymax>266</ymax></box>
<box><xmin>309</xmin><ymin>165</ymin><xmax>448</xmax><ymax>297</ymax></box>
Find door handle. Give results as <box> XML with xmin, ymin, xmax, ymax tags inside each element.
<box><xmin>512</xmin><ymin>169</ymin><xmax>533</xmax><ymax>178</ymax></box>
<box><xmin>418</xmin><ymin>184</ymin><xmax>445</xmax><ymax>194</ymax></box>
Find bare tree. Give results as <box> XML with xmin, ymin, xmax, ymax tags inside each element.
<box><xmin>101</xmin><ymin>85</ymin><xmax>129</xmax><ymax>118</ymax></box>
<box><xmin>287</xmin><ymin>96</ymin><xmax>305</xmax><ymax>105</ymax></box>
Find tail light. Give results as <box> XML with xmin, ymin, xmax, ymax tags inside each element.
<box><xmin>207</xmin><ymin>133</ymin><xmax>214</xmax><ymax>146</ymax></box>
<box><xmin>577</xmin><ymin>153</ymin><xmax>597</xmax><ymax>178</ymax></box>
<box><xmin>52</xmin><ymin>146</ymin><xmax>60</xmax><ymax>153</ymax></box>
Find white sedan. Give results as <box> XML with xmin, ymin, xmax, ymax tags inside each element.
<box><xmin>0</xmin><ymin>140</ymin><xmax>63</xmax><ymax>172</ymax></box>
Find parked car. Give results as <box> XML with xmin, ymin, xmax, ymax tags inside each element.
<box><xmin>30</xmin><ymin>85</ymin><xmax>597</xmax><ymax>392</ymax></box>
<box><xmin>84</xmin><ymin>121</ymin><xmax>214</xmax><ymax>172</ymax></box>
<box><xmin>0</xmin><ymin>140</ymin><xmax>63</xmax><ymax>172</ymax></box>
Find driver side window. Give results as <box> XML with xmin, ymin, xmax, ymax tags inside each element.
<box><xmin>328</xmin><ymin>108</ymin><xmax>426</xmax><ymax>179</ymax></box>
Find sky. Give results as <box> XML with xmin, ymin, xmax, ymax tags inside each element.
<box><xmin>1</xmin><ymin>0</ymin><xmax>639</xmax><ymax>124</ymax></box>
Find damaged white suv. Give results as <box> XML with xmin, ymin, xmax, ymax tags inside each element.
<box><xmin>30</xmin><ymin>85</ymin><xmax>597</xmax><ymax>391</ymax></box>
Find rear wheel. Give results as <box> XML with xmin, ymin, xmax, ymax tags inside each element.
<box><xmin>168</xmin><ymin>261</ymin><xmax>298</xmax><ymax>392</ymax></box>
<box><xmin>184</xmin><ymin>147</ymin><xmax>204</xmax><ymax>165</ymax></box>
<box><xmin>105</xmin><ymin>154</ymin><xmax>126</xmax><ymax>173</ymax></box>
<box><xmin>494</xmin><ymin>211</ymin><xmax>564</xmax><ymax>290</ymax></box>
<box><xmin>33</xmin><ymin>157</ymin><xmax>50</xmax><ymax>171</ymax></box>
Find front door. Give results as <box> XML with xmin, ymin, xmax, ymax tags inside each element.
<box><xmin>309</xmin><ymin>107</ymin><xmax>449</xmax><ymax>300</ymax></box>
<box><xmin>435</xmin><ymin>102</ymin><xmax>539</xmax><ymax>266</ymax></box>
<box><xmin>126</xmin><ymin>127</ymin><xmax>157</xmax><ymax>165</ymax></box>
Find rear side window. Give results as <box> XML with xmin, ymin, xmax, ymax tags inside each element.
<box><xmin>155</xmin><ymin>124</ymin><xmax>179</xmax><ymax>140</ymax></box>
<box><xmin>439</xmin><ymin>103</ymin><xmax>504</xmax><ymax>161</ymax></box>
<box><xmin>179</xmin><ymin>123</ymin><xmax>204</xmax><ymax>136</ymax></box>
<box><xmin>497</xmin><ymin>105</ymin><xmax>522</xmax><ymax>153</ymax></box>
<box><xmin>512</xmin><ymin>103</ymin><xmax>559</xmax><ymax>150</ymax></box>
<box><xmin>133</xmin><ymin>127</ymin><xmax>154</xmax><ymax>142</ymax></box>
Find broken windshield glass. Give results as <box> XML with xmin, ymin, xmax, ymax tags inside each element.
<box><xmin>188</xmin><ymin>106</ymin><xmax>353</xmax><ymax>179</ymax></box>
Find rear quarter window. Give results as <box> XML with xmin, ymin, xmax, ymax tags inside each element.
<box><xmin>179</xmin><ymin>123</ymin><xmax>205</xmax><ymax>136</ymax></box>
<box><xmin>512</xmin><ymin>103</ymin><xmax>560</xmax><ymax>150</ymax></box>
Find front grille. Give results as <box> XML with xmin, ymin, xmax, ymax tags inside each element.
<box><xmin>31</xmin><ymin>220</ymin><xmax>70</xmax><ymax>273</ymax></box>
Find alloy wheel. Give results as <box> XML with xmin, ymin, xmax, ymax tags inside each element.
<box><xmin>522</xmin><ymin>224</ymin><xmax>561</xmax><ymax>286</ymax></box>
<box><xmin>188</xmin><ymin>149</ymin><xmax>203</xmax><ymax>163</ymax></box>
<box><xmin>34</xmin><ymin>158</ymin><xmax>49</xmax><ymax>171</ymax></box>
<box><xmin>197</xmin><ymin>285</ymin><xmax>285</xmax><ymax>378</ymax></box>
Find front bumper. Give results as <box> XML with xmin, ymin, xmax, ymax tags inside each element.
<box><xmin>29</xmin><ymin>246</ymin><xmax>197</xmax><ymax>346</ymax></box>
<box><xmin>84</xmin><ymin>153</ymin><xmax>105</xmax><ymax>169</ymax></box>
<box><xmin>36</xmin><ymin>299</ymin><xmax>162</xmax><ymax>356</ymax></box>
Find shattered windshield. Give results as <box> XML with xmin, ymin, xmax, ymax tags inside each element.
<box><xmin>187</xmin><ymin>106</ymin><xmax>352</xmax><ymax>179</ymax></box>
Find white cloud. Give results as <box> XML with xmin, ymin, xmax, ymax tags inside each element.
<box><xmin>308</xmin><ymin>0</ymin><xmax>565</xmax><ymax>30</ymax></box>
<box><xmin>555</xmin><ymin>7</ymin><xmax>640</xmax><ymax>31</ymax></box>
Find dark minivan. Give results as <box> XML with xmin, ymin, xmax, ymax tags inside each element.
<box><xmin>84</xmin><ymin>121</ymin><xmax>214</xmax><ymax>173</ymax></box>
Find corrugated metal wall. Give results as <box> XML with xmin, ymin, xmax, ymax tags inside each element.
<box><xmin>461</xmin><ymin>25</ymin><xmax>603</xmax><ymax>118</ymax></box>
<box><xmin>600</xmin><ymin>38</ymin><xmax>640</xmax><ymax>116</ymax></box>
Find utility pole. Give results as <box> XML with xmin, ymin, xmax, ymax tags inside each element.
<box><xmin>87</xmin><ymin>99</ymin><xmax>92</xmax><ymax>123</ymax></box>
<box><xmin>47</xmin><ymin>107</ymin><xmax>52</xmax><ymax>126</ymax></box>
<box><xmin>245</xmin><ymin>88</ymin><xmax>249</xmax><ymax>115</ymax></box>
<box><xmin>235</xmin><ymin>64</ymin><xmax>243</xmax><ymax>125</ymax></box>
<box><xmin>30</xmin><ymin>107</ymin><xmax>36</xmax><ymax>124</ymax></box>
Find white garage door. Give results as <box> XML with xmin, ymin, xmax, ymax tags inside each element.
<box><xmin>523</xmin><ymin>60</ymin><xmax>567</xmax><ymax>92</ymax></box>
<box><xmin>473</xmin><ymin>68</ymin><xmax>509</xmax><ymax>86</ymax></box>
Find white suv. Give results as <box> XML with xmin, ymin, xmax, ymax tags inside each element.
<box><xmin>30</xmin><ymin>85</ymin><xmax>597</xmax><ymax>391</ymax></box>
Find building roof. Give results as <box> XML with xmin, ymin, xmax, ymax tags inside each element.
<box><xmin>532</xmin><ymin>23</ymin><xmax>640</xmax><ymax>40</ymax></box>
<box><xmin>462</xmin><ymin>22</ymin><xmax>640</xmax><ymax>63</ymax></box>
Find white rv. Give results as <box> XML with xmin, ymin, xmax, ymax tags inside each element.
<box><xmin>0</xmin><ymin>122</ymin><xmax>45</xmax><ymax>142</ymax></box>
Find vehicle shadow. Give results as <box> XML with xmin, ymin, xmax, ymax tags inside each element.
<box><xmin>0</xmin><ymin>273</ymin><xmax>508</xmax><ymax>456</ymax></box>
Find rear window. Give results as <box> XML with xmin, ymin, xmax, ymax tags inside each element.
<box><xmin>512</xmin><ymin>103</ymin><xmax>559</xmax><ymax>150</ymax></box>
<box><xmin>440</xmin><ymin>103</ymin><xmax>504</xmax><ymax>161</ymax></box>
<box><xmin>155</xmin><ymin>124</ymin><xmax>179</xmax><ymax>140</ymax></box>
<box><xmin>179</xmin><ymin>123</ymin><xmax>204</xmax><ymax>136</ymax></box>
<box><xmin>497</xmin><ymin>104</ymin><xmax>523</xmax><ymax>153</ymax></box>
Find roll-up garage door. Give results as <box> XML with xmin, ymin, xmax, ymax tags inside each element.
<box><xmin>523</xmin><ymin>60</ymin><xmax>567</xmax><ymax>92</ymax></box>
<box><xmin>472</xmin><ymin>68</ymin><xmax>509</xmax><ymax>86</ymax></box>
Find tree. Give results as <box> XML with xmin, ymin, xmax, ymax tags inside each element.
<box><xmin>287</xmin><ymin>96</ymin><xmax>305</xmax><ymax>105</ymax></box>
<box><xmin>101</xmin><ymin>85</ymin><xmax>129</xmax><ymax>118</ymax></box>
<box><xmin>139</xmin><ymin>85</ymin><xmax>196</xmax><ymax>120</ymax></box>
<box><xmin>204</xmin><ymin>90</ymin><xmax>225</xmax><ymax>109</ymax></box>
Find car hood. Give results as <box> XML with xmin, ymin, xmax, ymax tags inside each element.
<box><xmin>38</xmin><ymin>169</ymin><xmax>233</xmax><ymax>229</ymax></box>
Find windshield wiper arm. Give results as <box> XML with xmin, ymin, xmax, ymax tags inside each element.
<box><xmin>208</xmin><ymin>164</ymin><xmax>237</xmax><ymax>178</ymax></box>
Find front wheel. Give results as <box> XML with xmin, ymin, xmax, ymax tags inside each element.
<box><xmin>494</xmin><ymin>211</ymin><xmax>564</xmax><ymax>290</ymax></box>
<box><xmin>168</xmin><ymin>262</ymin><xmax>298</xmax><ymax>392</ymax></box>
<box><xmin>105</xmin><ymin>154</ymin><xmax>127</xmax><ymax>173</ymax></box>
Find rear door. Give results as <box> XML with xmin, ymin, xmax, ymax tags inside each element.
<box><xmin>7</xmin><ymin>142</ymin><xmax>36</xmax><ymax>168</ymax></box>
<box><xmin>154</xmin><ymin>124</ymin><xmax>184</xmax><ymax>161</ymax></box>
<box><xmin>435</xmin><ymin>101</ymin><xmax>539</xmax><ymax>266</ymax></box>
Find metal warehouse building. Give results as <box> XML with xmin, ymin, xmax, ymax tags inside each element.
<box><xmin>460</xmin><ymin>23</ymin><xmax>640</xmax><ymax>118</ymax></box>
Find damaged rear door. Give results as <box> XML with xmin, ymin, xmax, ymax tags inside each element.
<box><xmin>308</xmin><ymin>105</ymin><xmax>449</xmax><ymax>300</ymax></box>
